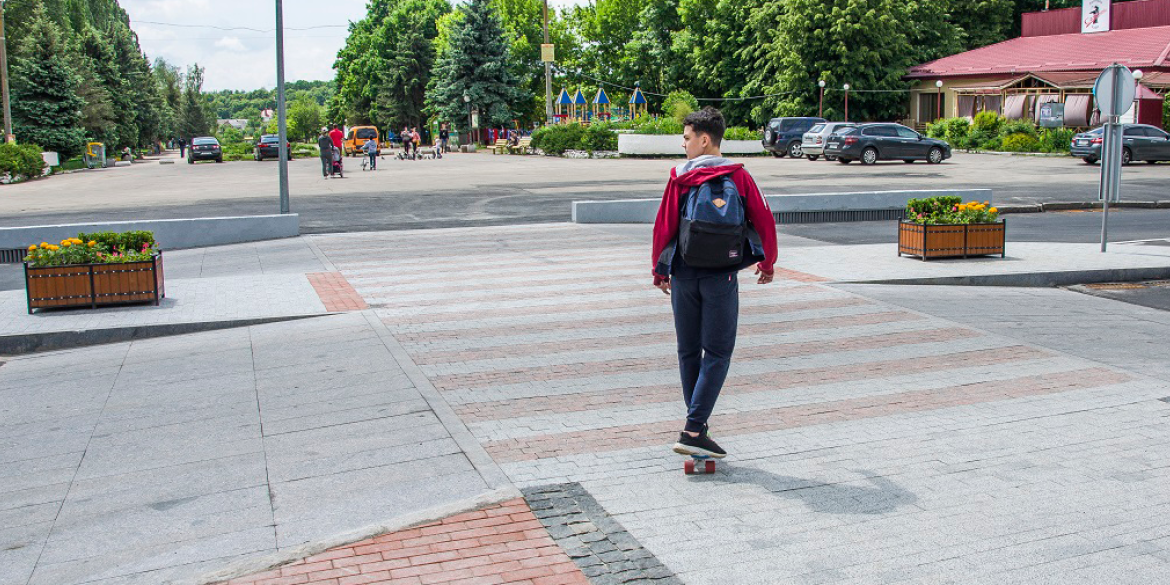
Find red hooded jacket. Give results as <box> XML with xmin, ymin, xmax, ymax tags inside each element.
<box><xmin>651</xmin><ymin>163</ymin><xmax>777</xmax><ymax>285</ymax></box>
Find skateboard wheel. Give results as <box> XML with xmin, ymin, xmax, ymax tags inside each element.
<box><xmin>684</xmin><ymin>460</ymin><xmax>695</xmax><ymax>474</ymax></box>
<box><xmin>705</xmin><ymin>461</ymin><xmax>716</xmax><ymax>474</ymax></box>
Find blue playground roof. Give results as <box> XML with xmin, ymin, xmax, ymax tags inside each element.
<box><xmin>572</xmin><ymin>89</ymin><xmax>587</xmax><ymax>105</ymax></box>
<box><xmin>556</xmin><ymin>89</ymin><xmax>572</xmax><ymax>105</ymax></box>
<box><xmin>593</xmin><ymin>88</ymin><xmax>610</xmax><ymax>105</ymax></box>
<box><xmin>629</xmin><ymin>88</ymin><xmax>647</xmax><ymax>105</ymax></box>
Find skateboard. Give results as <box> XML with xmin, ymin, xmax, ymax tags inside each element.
<box><xmin>684</xmin><ymin>454</ymin><xmax>716</xmax><ymax>475</ymax></box>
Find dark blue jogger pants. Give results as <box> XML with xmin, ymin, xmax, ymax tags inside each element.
<box><xmin>670</xmin><ymin>272</ymin><xmax>739</xmax><ymax>433</ymax></box>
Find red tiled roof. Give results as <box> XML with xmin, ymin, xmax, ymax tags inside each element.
<box><xmin>907</xmin><ymin>25</ymin><xmax>1170</xmax><ymax>78</ymax></box>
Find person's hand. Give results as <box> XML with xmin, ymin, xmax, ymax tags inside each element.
<box><xmin>655</xmin><ymin>279</ymin><xmax>671</xmax><ymax>295</ymax></box>
<box><xmin>755</xmin><ymin>266</ymin><xmax>774</xmax><ymax>285</ymax></box>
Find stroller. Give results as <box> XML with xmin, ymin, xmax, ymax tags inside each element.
<box><xmin>331</xmin><ymin>146</ymin><xmax>344</xmax><ymax>178</ymax></box>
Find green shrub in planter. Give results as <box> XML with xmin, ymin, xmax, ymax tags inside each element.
<box><xmin>927</xmin><ymin>118</ymin><xmax>971</xmax><ymax>149</ymax></box>
<box><xmin>627</xmin><ymin>115</ymin><xmax>683</xmax><ymax>136</ymax></box>
<box><xmin>972</xmin><ymin>111</ymin><xmax>1001</xmax><ymax>135</ymax></box>
<box><xmin>0</xmin><ymin>142</ymin><xmax>47</xmax><ymax>180</ymax></box>
<box><xmin>723</xmin><ymin>126</ymin><xmax>761</xmax><ymax>141</ymax></box>
<box><xmin>580</xmin><ymin>123</ymin><xmax>618</xmax><ymax>153</ymax></box>
<box><xmin>998</xmin><ymin>120</ymin><xmax>1037</xmax><ymax>138</ymax></box>
<box><xmin>532</xmin><ymin>123</ymin><xmax>586</xmax><ymax>155</ymax></box>
<box><xmin>1037</xmin><ymin>128</ymin><xmax>1075</xmax><ymax>153</ymax></box>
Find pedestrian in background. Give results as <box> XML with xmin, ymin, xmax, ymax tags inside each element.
<box><xmin>439</xmin><ymin>123</ymin><xmax>450</xmax><ymax>153</ymax></box>
<box><xmin>362</xmin><ymin>136</ymin><xmax>378</xmax><ymax>171</ymax></box>
<box><xmin>317</xmin><ymin>127</ymin><xmax>333</xmax><ymax>178</ymax></box>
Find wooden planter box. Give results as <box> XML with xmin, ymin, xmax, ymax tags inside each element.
<box><xmin>24</xmin><ymin>253</ymin><xmax>165</xmax><ymax>313</ymax></box>
<box><xmin>898</xmin><ymin>221</ymin><xmax>1006</xmax><ymax>261</ymax></box>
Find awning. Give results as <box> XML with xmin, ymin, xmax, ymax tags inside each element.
<box><xmin>1003</xmin><ymin>94</ymin><xmax>1028</xmax><ymax>119</ymax></box>
<box><xmin>1065</xmin><ymin>94</ymin><xmax>1093</xmax><ymax>126</ymax></box>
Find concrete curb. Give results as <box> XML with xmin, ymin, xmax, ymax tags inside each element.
<box><xmin>0</xmin><ymin>214</ymin><xmax>300</xmax><ymax>250</ymax></box>
<box><xmin>192</xmin><ymin>486</ymin><xmax>522</xmax><ymax>585</ymax></box>
<box><xmin>0</xmin><ymin>314</ymin><xmax>322</xmax><ymax>356</ymax></box>
<box><xmin>839</xmin><ymin>266</ymin><xmax>1170</xmax><ymax>288</ymax></box>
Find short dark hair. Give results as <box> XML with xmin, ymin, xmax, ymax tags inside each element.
<box><xmin>683</xmin><ymin>107</ymin><xmax>725</xmax><ymax>145</ymax></box>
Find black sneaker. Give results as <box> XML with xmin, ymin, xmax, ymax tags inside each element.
<box><xmin>673</xmin><ymin>431</ymin><xmax>727</xmax><ymax>458</ymax></box>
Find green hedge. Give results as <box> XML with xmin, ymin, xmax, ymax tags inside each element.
<box><xmin>0</xmin><ymin>143</ymin><xmax>46</xmax><ymax>181</ymax></box>
<box><xmin>77</xmin><ymin>230</ymin><xmax>157</xmax><ymax>254</ymax></box>
<box><xmin>926</xmin><ymin>113</ymin><xmax>1073</xmax><ymax>154</ymax></box>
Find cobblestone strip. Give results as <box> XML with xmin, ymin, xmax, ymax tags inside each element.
<box><xmin>307</xmin><ymin>272</ymin><xmax>370</xmax><ymax>312</ymax></box>
<box><xmin>220</xmin><ymin>498</ymin><xmax>589</xmax><ymax>585</ymax></box>
<box><xmin>523</xmin><ymin>483</ymin><xmax>682</xmax><ymax>585</ymax></box>
<box><xmin>485</xmin><ymin>367</ymin><xmax>1131</xmax><ymax>462</ymax></box>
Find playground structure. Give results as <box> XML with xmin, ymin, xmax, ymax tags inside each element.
<box><xmin>550</xmin><ymin>82</ymin><xmax>648</xmax><ymax>124</ymax></box>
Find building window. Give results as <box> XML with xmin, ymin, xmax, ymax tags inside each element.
<box><xmin>918</xmin><ymin>92</ymin><xmax>946</xmax><ymax>122</ymax></box>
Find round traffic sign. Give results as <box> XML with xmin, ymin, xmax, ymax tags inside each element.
<box><xmin>1094</xmin><ymin>64</ymin><xmax>1136</xmax><ymax>117</ymax></box>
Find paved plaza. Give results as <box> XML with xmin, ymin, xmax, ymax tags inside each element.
<box><xmin>2</xmin><ymin>224</ymin><xmax>1169</xmax><ymax>585</ymax></box>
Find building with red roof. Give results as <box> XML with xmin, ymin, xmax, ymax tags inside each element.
<box><xmin>905</xmin><ymin>0</ymin><xmax>1169</xmax><ymax>129</ymax></box>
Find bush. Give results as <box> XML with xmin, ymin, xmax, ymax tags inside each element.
<box><xmin>998</xmin><ymin>120</ymin><xmax>1037</xmax><ymax>138</ymax></box>
<box><xmin>926</xmin><ymin>118</ymin><xmax>971</xmax><ymax>148</ymax></box>
<box><xmin>532</xmin><ymin>123</ymin><xmax>585</xmax><ymax>156</ymax></box>
<box><xmin>972</xmin><ymin>111</ymin><xmax>1002</xmax><ymax>135</ymax></box>
<box><xmin>26</xmin><ymin>231</ymin><xmax>159</xmax><ymax>267</ymax></box>
<box><xmin>77</xmin><ymin>230</ymin><xmax>157</xmax><ymax>254</ymax></box>
<box><xmin>967</xmin><ymin>128</ymin><xmax>995</xmax><ymax>150</ymax></box>
<box><xmin>1000</xmin><ymin>133</ymin><xmax>1040</xmax><ymax>152</ymax></box>
<box><xmin>723</xmin><ymin>126</ymin><xmax>760</xmax><ymax>141</ymax></box>
<box><xmin>1037</xmin><ymin>128</ymin><xmax>1075</xmax><ymax>154</ymax></box>
<box><xmin>626</xmin><ymin>115</ymin><xmax>683</xmax><ymax>135</ymax></box>
<box><xmin>580</xmin><ymin>123</ymin><xmax>618</xmax><ymax>153</ymax></box>
<box><xmin>0</xmin><ymin>142</ymin><xmax>46</xmax><ymax>181</ymax></box>
<box><xmin>661</xmin><ymin>90</ymin><xmax>699</xmax><ymax>123</ymax></box>
<box><xmin>905</xmin><ymin>196</ymin><xmax>998</xmax><ymax>225</ymax></box>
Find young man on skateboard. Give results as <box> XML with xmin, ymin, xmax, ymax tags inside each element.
<box><xmin>651</xmin><ymin>107</ymin><xmax>778</xmax><ymax>459</ymax></box>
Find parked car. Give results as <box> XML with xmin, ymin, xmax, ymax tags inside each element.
<box><xmin>344</xmin><ymin>126</ymin><xmax>381</xmax><ymax>156</ymax></box>
<box><xmin>188</xmin><ymin>137</ymin><xmax>222</xmax><ymax>164</ymax></box>
<box><xmin>762</xmin><ymin>116</ymin><xmax>826</xmax><ymax>158</ymax></box>
<box><xmin>801</xmin><ymin>122</ymin><xmax>856</xmax><ymax>161</ymax></box>
<box><xmin>1071</xmin><ymin>124</ymin><xmax>1170</xmax><ymax>165</ymax></box>
<box><xmin>253</xmin><ymin>134</ymin><xmax>292</xmax><ymax>161</ymax></box>
<box><xmin>824</xmin><ymin>123</ymin><xmax>951</xmax><ymax>165</ymax></box>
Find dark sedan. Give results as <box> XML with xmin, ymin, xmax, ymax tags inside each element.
<box><xmin>1071</xmin><ymin>124</ymin><xmax>1170</xmax><ymax>165</ymax></box>
<box><xmin>825</xmin><ymin>123</ymin><xmax>951</xmax><ymax>165</ymax></box>
<box><xmin>188</xmin><ymin>137</ymin><xmax>222</xmax><ymax>164</ymax></box>
<box><xmin>253</xmin><ymin>134</ymin><xmax>292</xmax><ymax>161</ymax></box>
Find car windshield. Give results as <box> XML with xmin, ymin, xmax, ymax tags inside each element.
<box><xmin>356</xmin><ymin>129</ymin><xmax>377</xmax><ymax>139</ymax></box>
<box><xmin>193</xmin><ymin>138</ymin><xmax>218</xmax><ymax>145</ymax></box>
<box><xmin>832</xmin><ymin>127</ymin><xmax>857</xmax><ymax>136</ymax></box>
<box><xmin>260</xmin><ymin>136</ymin><xmax>279</xmax><ymax>143</ymax></box>
<box><xmin>808</xmin><ymin>124</ymin><xmax>826</xmax><ymax>133</ymax></box>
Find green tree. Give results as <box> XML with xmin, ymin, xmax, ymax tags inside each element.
<box><xmin>178</xmin><ymin>64</ymin><xmax>213</xmax><ymax>140</ymax></box>
<box><xmin>427</xmin><ymin>0</ymin><xmax>521</xmax><ymax>128</ymax></box>
<box><xmin>9</xmin><ymin>5</ymin><xmax>85</xmax><ymax>156</ymax></box>
<box><xmin>287</xmin><ymin>96</ymin><xmax>323</xmax><ymax>142</ymax></box>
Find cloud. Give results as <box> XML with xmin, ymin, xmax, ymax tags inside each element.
<box><xmin>213</xmin><ymin>36</ymin><xmax>247</xmax><ymax>52</ymax></box>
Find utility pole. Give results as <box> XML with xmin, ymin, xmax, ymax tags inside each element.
<box><xmin>275</xmin><ymin>0</ymin><xmax>289</xmax><ymax>214</ymax></box>
<box><xmin>0</xmin><ymin>0</ymin><xmax>15</xmax><ymax>144</ymax></box>
<box><xmin>543</xmin><ymin>0</ymin><xmax>552</xmax><ymax>126</ymax></box>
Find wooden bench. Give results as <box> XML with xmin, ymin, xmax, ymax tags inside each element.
<box><xmin>491</xmin><ymin>139</ymin><xmax>509</xmax><ymax>154</ymax></box>
<box><xmin>509</xmin><ymin>137</ymin><xmax>533</xmax><ymax>154</ymax></box>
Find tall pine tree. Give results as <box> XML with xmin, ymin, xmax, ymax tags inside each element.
<box><xmin>427</xmin><ymin>0</ymin><xmax>520</xmax><ymax>128</ymax></box>
<box><xmin>10</xmin><ymin>5</ymin><xmax>85</xmax><ymax>156</ymax></box>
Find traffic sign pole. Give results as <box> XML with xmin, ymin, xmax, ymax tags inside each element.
<box><xmin>1093</xmin><ymin>64</ymin><xmax>1136</xmax><ymax>252</ymax></box>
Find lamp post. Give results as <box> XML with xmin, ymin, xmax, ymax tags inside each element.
<box><xmin>543</xmin><ymin>0</ymin><xmax>551</xmax><ymax>126</ymax></box>
<box><xmin>463</xmin><ymin>91</ymin><xmax>471</xmax><ymax>147</ymax></box>
<box><xmin>1133</xmin><ymin>69</ymin><xmax>1144</xmax><ymax>123</ymax></box>
<box><xmin>275</xmin><ymin>0</ymin><xmax>289</xmax><ymax>214</ymax></box>
<box><xmin>818</xmin><ymin>80</ymin><xmax>826</xmax><ymax>118</ymax></box>
<box><xmin>935</xmin><ymin>80</ymin><xmax>944</xmax><ymax>120</ymax></box>
<box><xmin>1</xmin><ymin>0</ymin><xmax>15</xmax><ymax>144</ymax></box>
<box><xmin>843</xmin><ymin>84</ymin><xmax>850</xmax><ymax>122</ymax></box>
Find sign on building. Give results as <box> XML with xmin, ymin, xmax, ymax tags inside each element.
<box><xmin>1082</xmin><ymin>0</ymin><xmax>1111</xmax><ymax>33</ymax></box>
<box><xmin>1039</xmin><ymin>103</ymin><xmax>1065</xmax><ymax>127</ymax></box>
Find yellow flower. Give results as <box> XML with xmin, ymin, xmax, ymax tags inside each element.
<box><xmin>48</xmin><ymin>245</ymin><xmax>59</xmax><ymax>251</ymax></box>
<box><xmin>983</xmin><ymin>201</ymin><xmax>990</xmax><ymax>205</ymax></box>
<box><xmin>989</xmin><ymin>207</ymin><xmax>998</xmax><ymax>213</ymax></box>
<box><xmin>87</xmin><ymin>241</ymin><xmax>96</xmax><ymax>247</ymax></box>
<box><xmin>28</xmin><ymin>245</ymin><xmax>37</xmax><ymax>251</ymax></box>
<box><xmin>40</xmin><ymin>242</ymin><xmax>49</xmax><ymax>248</ymax></box>
<box><xmin>62</xmin><ymin>240</ymin><xmax>72</xmax><ymax>247</ymax></box>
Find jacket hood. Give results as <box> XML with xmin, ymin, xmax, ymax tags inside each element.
<box><xmin>672</xmin><ymin>161</ymin><xmax>744</xmax><ymax>187</ymax></box>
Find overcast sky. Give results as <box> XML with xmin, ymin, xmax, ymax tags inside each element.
<box><xmin>123</xmin><ymin>0</ymin><xmax>586</xmax><ymax>92</ymax></box>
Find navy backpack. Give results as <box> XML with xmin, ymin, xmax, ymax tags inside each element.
<box><xmin>678</xmin><ymin>176</ymin><xmax>747</xmax><ymax>268</ymax></box>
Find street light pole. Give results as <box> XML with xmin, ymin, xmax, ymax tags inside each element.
<box><xmin>843</xmin><ymin>84</ymin><xmax>850</xmax><ymax>122</ymax></box>
<box><xmin>464</xmin><ymin>91</ymin><xmax>471</xmax><ymax>148</ymax></box>
<box><xmin>543</xmin><ymin>0</ymin><xmax>552</xmax><ymax>126</ymax></box>
<box><xmin>1133</xmin><ymin>69</ymin><xmax>1144</xmax><ymax>123</ymax></box>
<box><xmin>818</xmin><ymin>80</ymin><xmax>825</xmax><ymax>118</ymax></box>
<box><xmin>275</xmin><ymin>0</ymin><xmax>289</xmax><ymax>214</ymax></box>
<box><xmin>935</xmin><ymin>80</ymin><xmax>944</xmax><ymax>120</ymax></box>
<box><xmin>0</xmin><ymin>0</ymin><xmax>15</xmax><ymax>144</ymax></box>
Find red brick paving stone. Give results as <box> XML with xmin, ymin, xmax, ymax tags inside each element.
<box><xmin>217</xmin><ymin>499</ymin><xmax>588</xmax><ymax>585</ymax></box>
<box><xmin>483</xmin><ymin>367</ymin><xmax>1131</xmax><ymax>462</ymax></box>
<box><xmin>454</xmin><ymin>345</ymin><xmax>1049</xmax><ymax>422</ymax></box>
<box><xmin>429</xmin><ymin>323</ymin><xmax>965</xmax><ymax>391</ymax></box>
<box><xmin>307</xmin><ymin>272</ymin><xmax>369</xmax><ymax>312</ymax></box>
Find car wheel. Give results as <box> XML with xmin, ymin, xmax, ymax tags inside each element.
<box><xmin>826</xmin><ymin>155</ymin><xmax>837</xmax><ymax>161</ymax></box>
<box><xmin>216</xmin><ymin>157</ymin><xmax>223</xmax><ymax>163</ymax></box>
<box><xmin>774</xmin><ymin>150</ymin><xmax>786</xmax><ymax>158</ymax></box>
<box><xmin>788</xmin><ymin>142</ymin><xmax>803</xmax><ymax>158</ymax></box>
<box><xmin>838</xmin><ymin>158</ymin><xmax>852</xmax><ymax>164</ymax></box>
<box><xmin>806</xmin><ymin>155</ymin><xmax>819</xmax><ymax>161</ymax></box>
<box><xmin>1121</xmin><ymin>148</ymin><xmax>1132</xmax><ymax>165</ymax></box>
<box><xmin>927</xmin><ymin>147</ymin><xmax>943</xmax><ymax>164</ymax></box>
<box><xmin>861</xmin><ymin>147</ymin><xmax>878</xmax><ymax>165</ymax></box>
